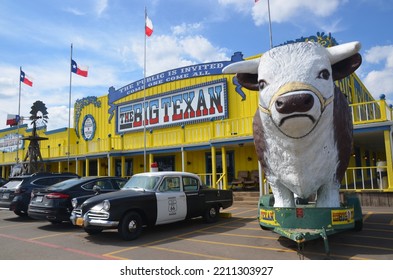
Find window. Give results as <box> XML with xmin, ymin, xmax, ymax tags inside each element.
<box><xmin>159</xmin><ymin>177</ymin><xmax>180</xmax><ymax>192</ymax></box>
<box><xmin>95</xmin><ymin>180</ymin><xmax>113</xmax><ymax>190</ymax></box>
<box><xmin>183</xmin><ymin>177</ymin><xmax>199</xmax><ymax>191</ymax></box>
<box><xmin>34</xmin><ymin>177</ymin><xmax>72</xmax><ymax>187</ymax></box>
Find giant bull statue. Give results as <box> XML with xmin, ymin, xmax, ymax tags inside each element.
<box><xmin>223</xmin><ymin>41</ymin><xmax>362</xmax><ymax>207</ymax></box>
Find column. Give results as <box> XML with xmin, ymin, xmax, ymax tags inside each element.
<box><xmin>221</xmin><ymin>146</ymin><xmax>227</xmax><ymax>190</ymax></box>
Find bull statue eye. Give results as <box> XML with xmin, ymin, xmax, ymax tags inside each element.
<box><xmin>258</xmin><ymin>79</ymin><xmax>268</xmax><ymax>90</ymax></box>
<box><xmin>317</xmin><ymin>69</ymin><xmax>330</xmax><ymax>80</ymax></box>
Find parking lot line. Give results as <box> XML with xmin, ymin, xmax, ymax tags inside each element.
<box><xmin>0</xmin><ymin>232</ymin><xmax>117</xmax><ymax>260</ymax></box>
<box><xmin>0</xmin><ymin>223</ymin><xmax>36</xmax><ymax>230</ymax></box>
<box><xmin>176</xmin><ymin>236</ymin><xmax>297</xmax><ymax>254</ymax></box>
<box><xmin>29</xmin><ymin>232</ymin><xmax>72</xmax><ymax>241</ymax></box>
<box><xmin>201</xmin><ymin>230</ymin><xmax>278</xmax><ymax>240</ymax></box>
<box><xmin>332</xmin><ymin>241</ymin><xmax>393</xmax><ymax>253</ymax></box>
<box><xmin>104</xmin><ymin>217</ymin><xmax>244</xmax><ymax>258</ymax></box>
<box><xmin>148</xmin><ymin>245</ymin><xmax>234</xmax><ymax>260</ymax></box>
<box><xmin>218</xmin><ymin>225</ymin><xmax>263</xmax><ymax>231</ymax></box>
<box><xmin>363</xmin><ymin>212</ymin><xmax>373</xmax><ymax>222</ymax></box>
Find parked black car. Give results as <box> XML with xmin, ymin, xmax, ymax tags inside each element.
<box><xmin>71</xmin><ymin>172</ymin><xmax>233</xmax><ymax>240</ymax></box>
<box><xmin>28</xmin><ymin>176</ymin><xmax>127</xmax><ymax>224</ymax></box>
<box><xmin>0</xmin><ymin>172</ymin><xmax>79</xmax><ymax>216</ymax></box>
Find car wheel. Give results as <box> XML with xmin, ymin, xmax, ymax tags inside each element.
<box><xmin>118</xmin><ymin>211</ymin><xmax>143</xmax><ymax>241</ymax></box>
<box><xmin>84</xmin><ymin>228</ymin><xmax>103</xmax><ymax>235</ymax></box>
<box><xmin>14</xmin><ymin>210</ymin><xmax>28</xmax><ymax>217</ymax></box>
<box><xmin>204</xmin><ymin>205</ymin><xmax>220</xmax><ymax>223</ymax></box>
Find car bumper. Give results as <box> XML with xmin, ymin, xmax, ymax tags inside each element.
<box><xmin>70</xmin><ymin>211</ymin><xmax>118</xmax><ymax>228</ymax></box>
<box><xmin>28</xmin><ymin>207</ymin><xmax>70</xmax><ymax>221</ymax></box>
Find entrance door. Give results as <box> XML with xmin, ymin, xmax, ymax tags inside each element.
<box><xmin>155</xmin><ymin>176</ymin><xmax>187</xmax><ymax>225</ymax></box>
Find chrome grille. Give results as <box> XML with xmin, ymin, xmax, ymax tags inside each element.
<box><xmin>73</xmin><ymin>209</ymin><xmax>82</xmax><ymax>217</ymax></box>
<box><xmin>87</xmin><ymin>211</ymin><xmax>109</xmax><ymax>220</ymax></box>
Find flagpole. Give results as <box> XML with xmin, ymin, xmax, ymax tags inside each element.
<box><xmin>143</xmin><ymin>7</ymin><xmax>147</xmax><ymax>172</ymax></box>
<box><xmin>68</xmin><ymin>43</ymin><xmax>73</xmax><ymax>171</ymax></box>
<box><xmin>267</xmin><ymin>0</ymin><xmax>273</xmax><ymax>49</ymax></box>
<box><xmin>17</xmin><ymin>67</ymin><xmax>22</xmax><ymax>164</ymax></box>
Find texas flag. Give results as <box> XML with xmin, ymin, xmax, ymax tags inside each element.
<box><xmin>71</xmin><ymin>59</ymin><xmax>88</xmax><ymax>77</ymax></box>
<box><xmin>20</xmin><ymin>70</ymin><xmax>33</xmax><ymax>86</ymax></box>
<box><xmin>145</xmin><ymin>15</ymin><xmax>153</xmax><ymax>37</ymax></box>
<box><xmin>6</xmin><ymin>114</ymin><xmax>20</xmax><ymax>126</ymax></box>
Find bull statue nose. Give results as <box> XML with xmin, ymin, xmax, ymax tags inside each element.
<box><xmin>275</xmin><ymin>93</ymin><xmax>314</xmax><ymax>114</ymax></box>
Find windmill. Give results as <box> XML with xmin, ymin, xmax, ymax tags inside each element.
<box><xmin>20</xmin><ymin>100</ymin><xmax>49</xmax><ymax>174</ymax></box>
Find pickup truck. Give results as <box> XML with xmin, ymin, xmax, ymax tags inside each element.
<box><xmin>70</xmin><ymin>171</ymin><xmax>233</xmax><ymax>240</ymax></box>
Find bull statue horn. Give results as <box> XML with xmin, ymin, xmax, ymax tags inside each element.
<box><xmin>222</xmin><ymin>57</ymin><xmax>260</xmax><ymax>74</ymax></box>
<box><xmin>326</xmin><ymin>41</ymin><xmax>361</xmax><ymax>65</ymax></box>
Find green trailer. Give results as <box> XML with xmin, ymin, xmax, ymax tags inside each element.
<box><xmin>258</xmin><ymin>193</ymin><xmax>363</xmax><ymax>256</ymax></box>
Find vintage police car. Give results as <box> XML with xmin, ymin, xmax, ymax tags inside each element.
<box><xmin>70</xmin><ymin>171</ymin><xmax>233</xmax><ymax>240</ymax></box>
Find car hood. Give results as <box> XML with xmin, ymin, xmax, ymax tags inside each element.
<box><xmin>80</xmin><ymin>189</ymin><xmax>154</xmax><ymax>209</ymax></box>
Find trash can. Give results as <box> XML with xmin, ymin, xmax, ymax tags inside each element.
<box><xmin>377</xmin><ymin>161</ymin><xmax>388</xmax><ymax>189</ymax></box>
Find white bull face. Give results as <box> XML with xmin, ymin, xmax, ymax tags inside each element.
<box><xmin>223</xmin><ymin>41</ymin><xmax>361</xmax><ymax>138</ymax></box>
<box><xmin>258</xmin><ymin>43</ymin><xmax>334</xmax><ymax>138</ymax></box>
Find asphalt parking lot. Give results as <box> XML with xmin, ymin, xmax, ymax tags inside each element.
<box><xmin>0</xmin><ymin>205</ymin><xmax>392</xmax><ymax>260</ymax></box>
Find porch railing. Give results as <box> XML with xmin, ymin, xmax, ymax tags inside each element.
<box><xmin>350</xmin><ymin>98</ymin><xmax>392</xmax><ymax>125</ymax></box>
<box><xmin>197</xmin><ymin>173</ymin><xmax>225</xmax><ymax>189</ymax></box>
<box><xmin>342</xmin><ymin>165</ymin><xmax>389</xmax><ymax>191</ymax></box>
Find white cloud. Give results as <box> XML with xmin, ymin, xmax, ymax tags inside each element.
<box><xmin>363</xmin><ymin>45</ymin><xmax>393</xmax><ymax>101</ymax></box>
<box><xmin>171</xmin><ymin>23</ymin><xmax>203</xmax><ymax>35</ymax></box>
<box><xmin>248</xmin><ymin>0</ymin><xmax>343</xmax><ymax>25</ymax></box>
<box><xmin>63</xmin><ymin>0</ymin><xmax>108</xmax><ymax>17</ymax></box>
<box><xmin>130</xmin><ymin>34</ymin><xmax>230</xmax><ymax>76</ymax></box>
<box><xmin>180</xmin><ymin>35</ymin><xmax>229</xmax><ymax>62</ymax></box>
<box><xmin>364</xmin><ymin>45</ymin><xmax>393</xmax><ymax>68</ymax></box>
<box><xmin>95</xmin><ymin>0</ymin><xmax>108</xmax><ymax>17</ymax></box>
<box><xmin>46</xmin><ymin>105</ymin><xmax>73</xmax><ymax>131</ymax></box>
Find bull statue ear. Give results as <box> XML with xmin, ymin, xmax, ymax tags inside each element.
<box><xmin>236</xmin><ymin>73</ymin><xmax>259</xmax><ymax>91</ymax></box>
<box><xmin>332</xmin><ymin>53</ymin><xmax>362</xmax><ymax>81</ymax></box>
<box><xmin>326</xmin><ymin>41</ymin><xmax>362</xmax><ymax>81</ymax></box>
<box><xmin>223</xmin><ymin>58</ymin><xmax>260</xmax><ymax>91</ymax></box>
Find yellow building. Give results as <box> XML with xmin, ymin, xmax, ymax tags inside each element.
<box><xmin>1</xmin><ymin>33</ymin><xmax>392</xmax><ymax>205</ymax></box>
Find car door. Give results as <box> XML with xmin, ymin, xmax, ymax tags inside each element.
<box><xmin>155</xmin><ymin>176</ymin><xmax>187</xmax><ymax>225</ymax></box>
<box><xmin>183</xmin><ymin>176</ymin><xmax>205</xmax><ymax>218</ymax></box>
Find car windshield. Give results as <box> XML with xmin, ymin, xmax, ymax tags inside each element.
<box><xmin>122</xmin><ymin>175</ymin><xmax>159</xmax><ymax>191</ymax></box>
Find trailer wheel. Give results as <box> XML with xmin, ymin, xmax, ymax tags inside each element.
<box><xmin>204</xmin><ymin>205</ymin><xmax>220</xmax><ymax>223</ymax></box>
<box><xmin>118</xmin><ymin>211</ymin><xmax>143</xmax><ymax>240</ymax></box>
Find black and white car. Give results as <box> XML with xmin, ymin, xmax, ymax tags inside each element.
<box><xmin>70</xmin><ymin>171</ymin><xmax>233</xmax><ymax>240</ymax></box>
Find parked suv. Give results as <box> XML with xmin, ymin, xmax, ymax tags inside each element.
<box><xmin>0</xmin><ymin>172</ymin><xmax>79</xmax><ymax>216</ymax></box>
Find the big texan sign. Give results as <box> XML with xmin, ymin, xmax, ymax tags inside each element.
<box><xmin>117</xmin><ymin>79</ymin><xmax>228</xmax><ymax>133</ymax></box>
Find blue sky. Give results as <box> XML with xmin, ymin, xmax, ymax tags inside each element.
<box><xmin>0</xmin><ymin>0</ymin><xmax>392</xmax><ymax>131</ymax></box>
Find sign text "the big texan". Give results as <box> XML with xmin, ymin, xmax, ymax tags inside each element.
<box><xmin>117</xmin><ymin>79</ymin><xmax>228</xmax><ymax>133</ymax></box>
